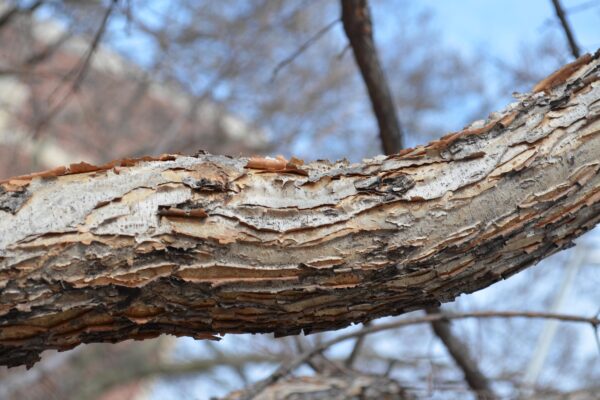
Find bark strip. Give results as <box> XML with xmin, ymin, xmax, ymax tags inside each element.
<box><xmin>1</xmin><ymin>52</ymin><xmax>600</xmax><ymax>368</ymax></box>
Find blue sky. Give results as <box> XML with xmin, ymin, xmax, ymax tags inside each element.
<box><xmin>415</xmin><ymin>0</ymin><xmax>598</xmax><ymax>60</ymax></box>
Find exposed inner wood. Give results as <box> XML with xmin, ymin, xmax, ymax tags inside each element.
<box><xmin>1</xmin><ymin>52</ymin><xmax>599</xmax><ymax>368</ymax></box>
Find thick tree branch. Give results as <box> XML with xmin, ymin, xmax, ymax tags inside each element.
<box><xmin>341</xmin><ymin>0</ymin><xmax>404</xmax><ymax>153</ymax></box>
<box><xmin>0</xmin><ymin>53</ymin><xmax>599</xmax><ymax>368</ymax></box>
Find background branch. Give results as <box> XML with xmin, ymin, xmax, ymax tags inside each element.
<box><xmin>341</xmin><ymin>0</ymin><xmax>404</xmax><ymax>153</ymax></box>
<box><xmin>550</xmin><ymin>0</ymin><xmax>581</xmax><ymax>58</ymax></box>
<box><xmin>243</xmin><ymin>311</ymin><xmax>600</xmax><ymax>399</ymax></box>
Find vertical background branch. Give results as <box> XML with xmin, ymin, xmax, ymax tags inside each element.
<box><xmin>341</xmin><ymin>0</ymin><xmax>404</xmax><ymax>153</ymax></box>
<box><xmin>341</xmin><ymin>1</ymin><xmax>497</xmax><ymax>398</ymax></box>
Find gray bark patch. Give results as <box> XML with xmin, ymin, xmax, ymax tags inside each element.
<box><xmin>0</xmin><ymin>186</ymin><xmax>31</xmax><ymax>214</ymax></box>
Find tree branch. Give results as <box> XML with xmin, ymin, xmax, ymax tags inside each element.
<box><xmin>243</xmin><ymin>311</ymin><xmax>600</xmax><ymax>399</ymax></box>
<box><xmin>0</xmin><ymin>0</ymin><xmax>43</xmax><ymax>31</ymax></box>
<box><xmin>0</xmin><ymin>53</ymin><xmax>599</xmax><ymax>368</ymax></box>
<box><xmin>33</xmin><ymin>0</ymin><xmax>117</xmax><ymax>138</ymax></box>
<box><xmin>425</xmin><ymin>307</ymin><xmax>496</xmax><ymax>400</ymax></box>
<box><xmin>271</xmin><ymin>18</ymin><xmax>340</xmax><ymax>81</ymax></box>
<box><xmin>341</xmin><ymin>0</ymin><xmax>404</xmax><ymax>153</ymax></box>
<box><xmin>550</xmin><ymin>0</ymin><xmax>581</xmax><ymax>59</ymax></box>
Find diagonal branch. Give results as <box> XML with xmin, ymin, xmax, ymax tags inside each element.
<box><xmin>33</xmin><ymin>0</ymin><xmax>117</xmax><ymax>138</ymax></box>
<box><xmin>271</xmin><ymin>18</ymin><xmax>340</xmax><ymax>81</ymax></box>
<box><xmin>550</xmin><ymin>0</ymin><xmax>581</xmax><ymax>59</ymax></box>
<box><xmin>242</xmin><ymin>310</ymin><xmax>600</xmax><ymax>399</ymax></box>
<box><xmin>425</xmin><ymin>307</ymin><xmax>497</xmax><ymax>400</ymax></box>
<box><xmin>0</xmin><ymin>0</ymin><xmax>43</xmax><ymax>30</ymax></box>
<box><xmin>341</xmin><ymin>0</ymin><xmax>404</xmax><ymax>153</ymax></box>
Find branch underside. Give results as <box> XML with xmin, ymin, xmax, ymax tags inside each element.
<box><xmin>1</xmin><ymin>53</ymin><xmax>599</xmax><ymax>368</ymax></box>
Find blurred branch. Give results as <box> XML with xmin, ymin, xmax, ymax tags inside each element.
<box><xmin>550</xmin><ymin>0</ymin><xmax>581</xmax><ymax>58</ymax></box>
<box><xmin>24</xmin><ymin>30</ymin><xmax>72</xmax><ymax>66</ymax></box>
<box><xmin>344</xmin><ymin>321</ymin><xmax>370</xmax><ymax>368</ymax></box>
<box><xmin>242</xmin><ymin>311</ymin><xmax>600</xmax><ymax>399</ymax></box>
<box><xmin>271</xmin><ymin>18</ymin><xmax>339</xmax><ymax>81</ymax></box>
<box><xmin>0</xmin><ymin>0</ymin><xmax>43</xmax><ymax>30</ymax></box>
<box><xmin>73</xmin><ymin>353</ymin><xmax>277</xmax><ymax>400</ymax></box>
<box><xmin>33</xmin><ymin>0</ymin><xmax>117</xmax><ymax>138</ymax></box>
<box><xmin>425</xmin><ymin>307</ymin><xmax>497</xmax><ymax>400</ymax></box>
<box><xmin>341</xmin><ymin>0</ymin><xmax>403</xmax><ymax>153</ymax></box>
<box><xmin>566</xmin><ymin>0</ymin><xmax>600</xmax><ymax>14</ymax></box>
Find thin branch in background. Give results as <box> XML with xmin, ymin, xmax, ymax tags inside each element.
<box><xmin>206</xmin><ymin>341</ymin><xmax>250</xmax><ymax>386</ymax></box>
<box><xmin>33</xmin><ymin>0</ymin><xmax>117</xmax><ymax>139</ymax></box>
<box><xmin>0</xmin><ymin>0</ymin><xmax>43</xmax><ymax>30</ymax></box>
<box><xmin>550</xmin><ymin>0</ymin><xmax>581</xmax><ymax>58</ymax></box>
<box><xmin>241</xmin><ymin>311</ymin><xmax>600</xmax><ymax>400</ymax></box>
<box><xmin>339</xmin><ymin>1</ymin><xmax>494</xmax><ymax>396</ymax></box>
<box><xmin>566</xmin><ymin>0</ymin><xmax>600</xmax><ymax>14</ymax></box>
<box><xmin>73</xmin><ymin>353</ymin><xmax>277</xmax><ymax>400</ymax></box>
<box><xmin>344</xmin><ymin>321</ymin><xmax>370</xmax><ymax>368</ymax></box>
<box><xmin>340</xmin><ymin>0</ymin><xmax>404</xmax><ymax>153</ymax></box>
<box><xmin>293</xmin><ymin>336</ymin><xmax>321</xmax><ymax>373</ymax></box>
<box><xmin>425</xmin><ymin>307</ymin><xmax>497</xmax><ymax>400</ymax></box>
<box><xmin>594</xmin><ymin>307</ymin><xmax>600</xmax><ymax>355</ymax></box>
<box><xmin>271</xmin><ymin>18</ymin><xmax>339</xmax><ymax>81</ymax></box>
<box><xmin>25</xmin><ymin>30</ymin><xmax>72</xmax><ymax>66</ymax></box>
<box><xmin>293</xmin><ymin>335</ymin><xmax>345</xmax><ymax>375</ymax></box>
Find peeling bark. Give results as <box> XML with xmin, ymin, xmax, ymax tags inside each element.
<box><xmin>1</xmin><ymin>53</ymin><xmax>600</xmax><ymax>368</ymax></box>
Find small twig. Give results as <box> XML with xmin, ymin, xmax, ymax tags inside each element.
<box><xmin>566</xmin><ymin>0</ymin><xmax>600</xmax><ymax>14</ymax></box>
<box><xmin>550</xmin><ymin>0</ymin><xmax>581</xmax><ymax>58</ymax></box>
<box><xmin>34</xmin><ymin>0</ymin><xmax>117</xmax><ymax>138</ymax></box>
<box><xmin>426</xmin><ymin>306</ymin><xmax>497</xmax><ymax>400</ymax></box>
<box><xmin>0</xmin><ymin>0</ymin><xmax>43</xmax><ymax>30</ymax></box>
<box><xmin>241</xmin><ymin>311</ymin><xmax>600</xmax><ymax>400</ymax></box>
<box><xmin>594</xmin><ymin>307</ymin><xmax>600</xmax><ymax>356</ymax></box>
<box><xmin>344</xmin><ymin>321</ymin><xmax>370</xmax><ymax>367</ymax></box>
<box><xmin>71</xmin><ymin>1</ymin><xmax>118</xmax><ymax>91</ymax></box>
<box><xmin>271</xmin><ymin>18</ymin><xmax>339</xmax><ymax>81</ymax></box>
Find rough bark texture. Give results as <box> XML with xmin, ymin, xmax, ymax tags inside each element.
<box><xmin>1</xmin><ymin>53</ymin><xmax>599</xmax><ymax>368</ymax></box>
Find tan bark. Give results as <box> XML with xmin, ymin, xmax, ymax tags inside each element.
<box><xmin>1</xmin><ymin>53</ymin><xmax>599</xmax><ymax>368</ymax></box>
<box><xmin>223</xmin><ymin>374</ymin><xmax>413</xmax><ymax>400</ymax></box>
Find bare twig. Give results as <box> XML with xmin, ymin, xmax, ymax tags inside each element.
<box><xmin>33</xmin><ymin>0</ymin><xmax>117</xmax><ymax>138</ymax></box>
<box><xmin>271</xmin><ymin>18</ymin><xmax>339</xmax><ymax>81</ymax></box>
<box><xmin>566</xmin><ymin>0</ymin><xmax>600</xmax><ymax>14</ymax></box>
<box><xmin>0</xmin><ymin>0</ymin><xmax>43</xmax><ymax>30</ymax></box>
<box><xmin>344</xmin><ymin>321</ymin><xmax>370</xmax><ymax>368</ymax></box>
<box><xmin>550</xmin><ymin>0</ymin><xmax>581</xmax><ymax>58</ymax></box>
<box><xmin>74</xmin><ymin>353</ymin><xmax>276</xmax><ymax>400</ymax></box>
<box><xmin>594</xmin><ymin>307</ymin><xmax>600</xmax><ymax>355</ymax></box>
<box><xmin>242</xmin><ymin>311</ymin><xmax>600</xmax><ymax>400</ymax></box>
<box><xmin>425</xmin><ymin>307</ymin><xmax>497</xmax><ymax>400</ymax></box>
<box><xmin>340</xmin><ymin>0</ymin><xmax>404</xmax><ymax>153</ymax></box>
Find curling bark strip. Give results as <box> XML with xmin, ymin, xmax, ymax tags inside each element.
<box><xmin>1</xmin><ymin>53</ymin><xmax>599</xmax><ymax>368</ymax></box>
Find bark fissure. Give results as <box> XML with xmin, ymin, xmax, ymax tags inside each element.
<box><xmin>0</xmin><ymin>53</ymin><xmax>599</xmax><ymax>368</ymax></box>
